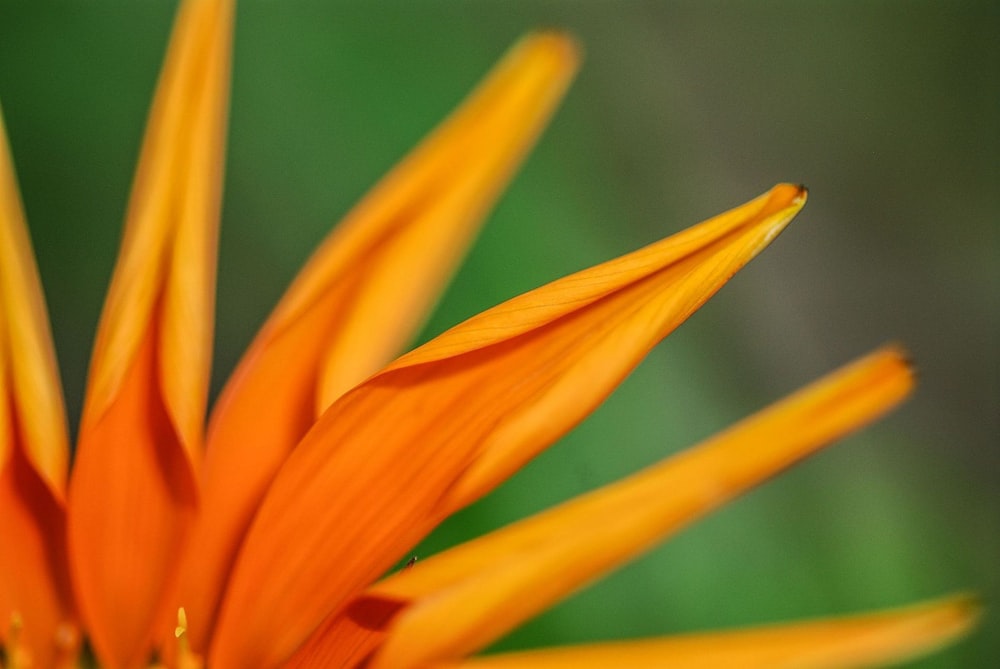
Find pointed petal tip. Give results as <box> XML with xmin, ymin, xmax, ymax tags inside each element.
<box><xmin>881</xmin><ymin>341</ymin><xmax>918</xmax><ymax>380</ymax></box>
<box><xmin>736</xmin><ymin>183</ymin><xmax>808</xmax><ymax>260</ymax></box>
<box><xmin>501</xmin><ymin>30</ymin><xmax>580</xmax><ymax>94</ymax></box>
<box><xmin>524</xmin><ymin>29</ymin><xmax>582</xmax><ymax>68</ymax></box>
<box><xmin>759</xmin><ymin>184</ymin><xmax>807</xmax><ymax>233</ymax></box>
<box><xmin>770</xmin><ymin>182</ymin><xmax>808</xmax><ymax>210</ymax></box>
<box><xmin>905</xmin><ymin>592</ymin><xmax>983</xmax><ymax>654</ymax></box>
<box><xmin>869</xmin><ymin>343</ymin><xmax>918</xmax><ymax>398</ymax></box>
<box><xmin>939</xmin><ymin>592</ymin><xmax>984</xmax><ymax>629</ymax></box>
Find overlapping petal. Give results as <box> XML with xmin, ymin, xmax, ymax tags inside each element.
<box><xmin>282</xmin><ymin>346</ymin><xmax>914</xmax><ymax>668</ymax></box>
<box><xmin>208</xmin><ymin>184</ymin><xmax>806</xmax><ymax>668</ymax></box>
<box><xmin>0</xmin><ymin>0</ymin><xmax>981</xmax><ymax>665</ymax></box>
<box><xmin>65</xmin><ymin>0</ymin><xmax>233</xmax><ymax>666</ymax></box>
<box><xmin>370</xmin><ymin>348</ymin><xmax>913</xmax><ymax>667</ymax></box>
<box><xmin>0</xmin><ymin>106</ymin><xmax>75</xmax><ymax>669</ymax></box>
<box><xmin>428</xmin><ymin>595</ymin><xmax>980</xmax><ymax>669</ymax></box>
<box><xmin>175</xmin><ymin>32</ymin><xmax>579</xmax><ymax>653</ymax></box>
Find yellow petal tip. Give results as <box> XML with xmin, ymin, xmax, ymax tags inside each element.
<box><xmin>794</xmin><ymin>182</ymin><xmax>809</xmax><ymax>202</ymax></box>
<box><xmin>529</xmin><ymin>29</ymin><xmax>581</xmax><ymax>57</ymax></box>
<box><xmin>902</xmin><ymin>593</ymin><xmax>984</xmax><ymax>658</ymax></box>
<box><xmin>771</xmin><ymin>182</ymin><xmax>809</xmax><ymax>209</ymax></box>
<box><xmin>518</xmin><ymin>29</ymin><xmax>582</xmax><ymax>79</ymax></box>
<box><xmin>940</xmin><ymin>592</ymin><xmax>984</xmax><ymax>632</ymax></box>
<box><xmin>879</xmin><ymin>341</ymin><xmax>918</xmax><ymax>380</ymax></box>
<box><xmin>868</xmin><ymin>343</ymin><xmax>918</xmax><ymax>401</ymax></box>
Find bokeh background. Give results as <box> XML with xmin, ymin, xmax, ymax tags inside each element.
<box><xmin>1</xmin><ymin>1</ymin><xmax>997</xmax><ymax>666</ymax></box>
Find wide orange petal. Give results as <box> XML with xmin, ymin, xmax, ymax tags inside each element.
<box><xmin>0</xmin><ymin>107</ymin><xmax>76</xmax><ymax>669</ymax></box>
<box><xmin>428</xmin><ymin>595</ymin><xmax>980</xmax><ymax>669</ymax></box>
<box><xmin>365</xmin><ymin>348</ymin><xmax>914</xmax><ymax>667</ymax></box>
<box><xmin>174</xmin><ymin>32</ymin><xmax>578</xmax><ymax>653</ymax></box>
<box><xmin>209</xmin><ymin>184</ymin><xmax>806</xmax><ymax>668</ymax></box>
<box><xmin>283</xmin><ymin>346</ymin><xmax>914</xmax><ymax>668</ymax></box>
<box><xmin>65</xmin><ymin>0</ymin><xmax>232</xmax><ymax>667</ymax></box>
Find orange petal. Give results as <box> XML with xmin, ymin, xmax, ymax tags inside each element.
<box><xmin>209</xmin><ymin>184</ymin><xmax>806</xmax><ymax>668</ymax></box>
<box><xmin>428</xmin><ymin>595</ymin><xmax>980</xmax><ymax>669</ymax></box>
<box><xmin>0</xmin><ymin>107</ymin><xmax>68</xmax><ymax>503</ymax></box>
<box><xmin>65</xmin><ymin>0</ymin><xmax>232</xmax><ymax>666</ymax></box>
<box><xmin>284</xmin><ymin>346</ymin><xmax>913</xmax><ymax>668</ymax></box>
<box><xmin>0</xmin><ymin>106</ymin><xmax>76</xmax><ymax>669</ymax></box>
<box><xmin>174</xmin><ymin>32</ymin><xmax>579</xmax><ymax>653</ymax></box>
<box><xmin>361</xmin><ymin>347</ymin><xmax>914</xmax><ymax>667</ymax></box>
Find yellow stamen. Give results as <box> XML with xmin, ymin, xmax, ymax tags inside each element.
<box><xmin>3</xmin><ymin>612</ymin><xmax>30</xmax><ymax>669</ymax></box>
<box><xmin>148</xmin><ymin>607</ymin><xmax>202</xmax><ymax>669</ymax></box>
<box><xmin>174</xmin><ymin>608</ymin><xmax>202</xmax><ymax>669</ymax></box>
<box><xmin>175</xmin><ymin>607</ymin><xmax>188</xmax><ymax>641</ymax></box>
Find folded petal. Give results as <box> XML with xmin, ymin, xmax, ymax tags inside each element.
<box><xmin>209</xmin><ymin>184</ymin><xmax>806</xmax><ymax>668</ymax></box>
<box><xmin>175</xmin><ymin>32</ymin><xmax>579</xmax><ymax>653</ymax></box>
<box><xmin>65</xmin><ymin>0</ymin><xmax>233</xmax><ymax>666</ymax></box>
<box><xmin>427</xmin><ymin>595</ymin><xmax>980</xmax><ymax>669</ymax></box>
<box><xmin>285</xmin><ymin>346</ymin><xmax>914</xmax><ymax>668</ymax></box>
<box><xmin>0</xmin><ymin>106</ymin><xmax>76</xmax><ymax>669</ymax></box>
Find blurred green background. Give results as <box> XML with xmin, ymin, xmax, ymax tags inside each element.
<box><xmin>1</xmin><ymin>1</ymin><xmax>996</xmax><ymax>666</ymax></box>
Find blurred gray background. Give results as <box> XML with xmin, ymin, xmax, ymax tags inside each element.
<box><xmin>1</xmin><ymin>1</ymin><xmax>997</xmax><ymax>666</ymax></box>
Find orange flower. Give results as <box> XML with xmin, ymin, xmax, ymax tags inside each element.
<box><xmin>0</xmin><ymin>1</ymin><xmax>979</xmax><ymax>668</ymax></box>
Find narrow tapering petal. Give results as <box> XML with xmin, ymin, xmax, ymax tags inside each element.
<box><xmin>209</xmin><ymin>184</ymin><xmax>806</xmax><ymax>668</ymax></box>
<box><xmin>363</xmin><ymin>348</ymin><xmax>914</xmax><ymax>668</ymax></box>
<box><xmin>65</xmin><ymin>0</ymin><xmax>232</xmax><ymax>666</ymax></box>
<box><xmin>0</xmin><ymin>109</ymin><xmax>68</xmax><ymax>502</ymax></box>
<box><xmin>283</xmin><ymin>347</ymin><xmax>913</xmax><ymax>668</ymax></box>
<box><xmin>427</xmin><ymin>595</ymin><xmax>980</xmax><ymax>669</ymax></box>
<box><xmin>175</xmin><ymin>32</ymin><xmax>578</xmax><ymax>652</ymax></box>
<box><xmin>0</xmin><ymin>105</ymin><xmax>76</xmax><ymax>669</ymax></box>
